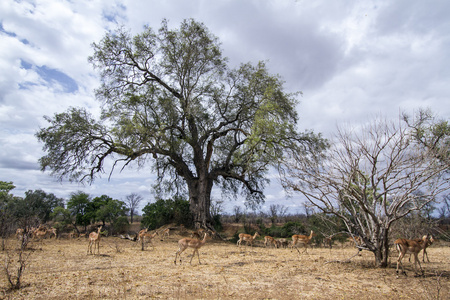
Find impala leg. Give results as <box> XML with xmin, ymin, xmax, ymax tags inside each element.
<box><xmin>413</xmin><ymin>253</ymin><xmax>424</xmax><ymax>276</ymax></box>
<box><xmin>190</xmin><ymin>249</ymin><xmax>200</xmax><ymax>265</ymax></box>
<box><xmin>397</xmin><ymin>251</ymin><xmax>407</xmax><ymax>276</ymax></box>
<box><xmin>175</xmin><ymin>247</ymin><xmax>186</xmax><ymax>265</ymax></box>
<box><xmin>174</xmin><ymin>249</ymin><xmax>181</xmax><ymax>265</ymax></box>
<box><xmin>196</xmin><ymin>249</ymin><xmax>201</xmax><ymax>264</ymax></box>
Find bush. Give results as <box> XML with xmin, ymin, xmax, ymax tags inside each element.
<box><xmin>213</xmin><ymin>214</ymin><xmax>223</xmax><ymax>232</ymax></box>
<box><xmin>141</xmin><ymin>196</ymin><xmax>193</xmax><ymax>229</ymax></box>
<box><xmin>281</xmin><ymin>221</ymin><xmax>305</xmax><ymax>237</ymax></box>
<box><xmin>266</xmin><ymin>225</ymin><xmax>284</xmax><ymax>238</ymax></box>
<box><xmin>113</xmin><ymin>216</ymin><xmax>129</xmax><ymax>234</ymax></box>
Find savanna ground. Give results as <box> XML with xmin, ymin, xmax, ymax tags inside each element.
<box><xmin>1</xmin><ymin>225</ymin><xmax>449</xmax><ymax>299</ymax></box>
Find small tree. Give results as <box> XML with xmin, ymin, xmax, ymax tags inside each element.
<box><xmin>67</xmin><ymin>191</ymin><xmax>91</xmax><ymax>232</ymax></box>
<box><xmin>141</xmin><ymin>196</ymin><xmax>192</xmax><ymax>229</ymax></box>
<box><xmin>281</xmin><ymin>116</ymin><xmax>450</xmax><ymax>267</ymax></box>
<box><xmin>96</xmin><ymin>199</ymin><xmax>129</xmax><ymax>234</ymax></box>
<box><xmin>24</xmin><ymin>189</ymin><xmax>65</xmax><ymax>223</ymax></box>
<box><xmin>233</xmin><ymin>206</ymin><xmax>243</xmax><ymax>223</ymax></box>
<box><xmin>91</xmin><ymin>195</ymin><xmax>114</xmax><ymax>226</ymax></box>
<box><xmin>125</xmin><ymin>193</ymin><xmax>143</xmax><ymax>224</ymax></box>
<box><xmin>0</xmin><ymin>182</ymin><xmax>16</xmax><ymax>250</ymax></box>
<box><xmin>403</xmin><ymin>108</ymin><xmax>450</xmax><ymax>169</ymax></box>
<box><xmin>4</xmin><ymin>229</ymin><xmax>33</xmax><ymax>290</ymax></box>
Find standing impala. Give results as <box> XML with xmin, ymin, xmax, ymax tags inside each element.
<box><xmin>411</xmin><ymin>235</ymin><xmax>434</xmax><ymax>262</ymax></box>
<box><xmin>87</xmin><ymin>226</ymin><xmax>102</xmax><ymax>255</ymax></box>
<box><xmin>291</xmin><ymin>230</ymin><xmax>315</xmax><ymax>253</ymax></box>
<box><xmin>237</xmin><ymin>232</ymin><xmax>260</xmax><ymax>247</ymax></box>
<box><xmin>394</xmin><ymin>237</ymin><xmax>428</xmax><ymax>276</ymax></box>
<box><xmin>174</xmin><ymin>232</ymin><xmax>210</xmax><ymax>265</ymax></box>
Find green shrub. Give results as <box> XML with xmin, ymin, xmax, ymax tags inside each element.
<box><xmin>113</xmin><ymin>216</ymin><xmax>130</xmax><ymax>234</ymax></box>
<box><xmin>141</xmin><ymin>196</ymin><xmax>193</xmax><ymax>229</ymax></box>
<box><xmin>281</xmin><ymin>221</ymin><xmax>305</xmax><ymax>237</ymax></box>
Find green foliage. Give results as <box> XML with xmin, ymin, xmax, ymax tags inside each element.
<box><xmin>1</xmin><ymin>188</ymin><xmax>64</xmax><ymax>230</ymax></box>
<box><xmin>255</xmin><ymin>219</ymin><xmax>304</xmax><ymax>238</ymax></box>
<box><xmin>141</xmin><ymin>196</ymin><xmax>192</xmax><ymax>230</ymax></box>
<box><xmin>0</xmin><ymin>183</ymin><xmax>16</xmax><ymax>242</ymax></box>
<box><xmin>67</xmin><ymin>191</ymin><xmax>91</xmax><ymax>229</ymax></box>
<box><xmin>281</xmin><ymin>221</ymin><xmax>305</xmax><ymax>237</ymax></box>
<box><xmin>65</xmin><ymin>192</ymin><xmax>128</xmax><ymax>234</ymax></box>
<box><xmin>404</xmin><ymin>109</ymin><xmax>450</xmax><ymax>168</ymax></box>
<box><xmin>0</xmin><ymin>181</ymin><xmax>15</xmax><ymax>195</ymax></box>
<box><xmin>265</xmin><ymin>225</ymin><xmax>285</xmax><ymax>238</ymax></box>
<box><xmin>23</xmin><ymin>189</ymin><xmax>65</xmax><ymax>223</ymax></box>
<box><xmin>112</xmin><ymin>216</ymin><xmax>130</xmax><ymax>234</ymax></box>
<box><xmin>212</xmin><ymin>214</ymin><xmax>222</xmax><ymax>232</ymax></box>
<box><xmin>96</xmin><ymin>199</ymin><xmax>129</xmax><ymax>234</ymax></box>
<box><xmin>36</xmin><ymin>19</ymin><xmax>327</xmax><ymax>227</ymax></box>
<box><xmin>91</xmin><ymin>195</ymin><xmax>120</xmax><ymax>225</ymax></box>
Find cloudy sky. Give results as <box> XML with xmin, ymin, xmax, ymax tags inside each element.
<box><xmin>1</xmin><ymin>0</ymin><xmax>449</xmax><ymax>214</ymax></box>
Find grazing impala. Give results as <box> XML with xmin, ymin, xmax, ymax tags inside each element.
<box><xmin>410</xmin><ymin>235</ymin><xmax>434</xmax><ymax>262</ymax></box>
<box><xmin>161</xmin><ymin>228</ymin><xmax>170</xmax><ymax>241</ymax></box>
<box><xmin>237</xmin><ymin>232</ymin><xmax>260</xmax><ymax>247</ymax></box>
<box><xmin>277</xmin><ymin>238</ymin><xmax>289</xmax><ymax>248</ymax></box>
<box><xmin>291</xmin><ymin>230</ymin><xmax>315</xmax><ymax>253</ymax></box>
<box><xmin>264</xmin><ymin>236</ymin><xmax>278</xmax><ymax>248</ymax></box>
<box><xmin>394</xmin><ymin>237</ymin><xmax>428</xmax><ymax>276</ymax></box>
<box><xmin>140</xmin><ymin>231</ymin><xmax>159</xmax><ymax>251</ymax></box>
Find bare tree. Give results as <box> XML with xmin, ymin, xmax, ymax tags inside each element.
<box><xmin>233</xmin><ymin>206</ymin><xmax>243</xmax><ymax>223</ymax></box>
<box><xmin>210</xmin><ymin>198</ymin><xmax>224</xmax><ymax>218</ymax></box>
<box><xmin>280</xmin><ymin>116</ymin><xmax>449</xmax><ymax>267</ymax></box>
<box><xmin>125</xmin><ymin>193</ymin><xmax>143</xmax><ymax>224</ymax></box>
<box><xmin>268</xmin><ymin>204</ymin><xmax>288</xmax><ymax>225</ymax></box>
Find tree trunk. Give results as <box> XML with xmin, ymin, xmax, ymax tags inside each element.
<box><xmin>187</xmin><ymin>177</ymin><xmax>213</xmax><ymax>229</ymax></box>
<box><xmin>372</xmin><ymin>229</ymin><xmax>390</xmax><ymax>268</ymax></box>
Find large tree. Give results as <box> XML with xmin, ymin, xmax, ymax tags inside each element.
<box><xmin>36</xmin><ymin>19</ymin><xmax>325</xmax><ymax>229</ymax></box>
<box><xmin>280</xmin><ymin>116</ymin><xmax>449</xmax><ymax>267</ymax></box>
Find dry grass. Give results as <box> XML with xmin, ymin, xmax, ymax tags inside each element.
<box><xmin>0</xmin><ymin>232</ymin><xmax>449</xmax><ymax>299</ymax></box>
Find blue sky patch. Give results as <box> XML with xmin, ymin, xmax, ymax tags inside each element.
<box><xmin>20</xmin><ymin>59</ymin><xmax>32</xmax><ymax>70</ymax></box>
<box><xmin>0</xmin><ymin>22</ymin><xmax>17</xmax><ymax>37</ymax></box>
<box><xmin>19</xmin><ymin>60</ymin><xmax>78</xmax><ymax>93</ymax></box>
<box><xmin>36</xmin><ymin>65</ymin><xmax>78</xmax><ymax>93</ymax></box>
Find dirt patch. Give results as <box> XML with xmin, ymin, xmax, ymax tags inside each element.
<box><xmin>1</xmin><ymin>234</ymin><xmax>448</xmax><ymax>299</ymax></box>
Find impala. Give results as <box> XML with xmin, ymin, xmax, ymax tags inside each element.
<box><xmin>394</xmin><ymin>237</ymin><xmax>428</xmax><ymax>276</ymax></box>
<box><xmin>87</xmin><ymin>226</ymin><xmax>102</xmax><ymax>255</ymax></box>
<box><xmin>237</xmin><ymin>232</ymin><xmax>260</xmax><ymax>247</ymax></box>
<box><xmin>264</xmin><ymin>236</ymin><xmax>278</xmax><ymax>248</ymax></box>
<box><xmin>139</xmin><ymin>230</ymin><xmax>159</xmax><ymax>251</ymax></box>
<box><xmin>277</xmin><ymin>238</ymin><xmax>289</xmax><ymax>248</ymax></box>
<box><xmin>291</xmin><ymin>230</ymin><xmax>315</xmax><ymax>253</ymax></box>
<box><xmin>161</xmin><ymin>228</ymin><xmax>170</xmax><ymax>241</ymax></box>
<box><xmin>174</xmin><ymin>232</ymin><xmax>210</xmax><ymax>265</ymax></box>
<box><xmin>190</xmin><ymin>228</ymin><xmax>205</xmax><ymax>239</ymax></box>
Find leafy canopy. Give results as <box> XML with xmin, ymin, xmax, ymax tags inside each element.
<box><xmin>36</xmin><ymin>19</ymin><xmax>326</xmax><ymax>207</ymax></box>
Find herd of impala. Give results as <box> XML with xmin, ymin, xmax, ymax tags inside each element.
<box><xmin>15</xmin><ymin>225</ymin><xmax>435</xmax><ymax>276</ymax></box>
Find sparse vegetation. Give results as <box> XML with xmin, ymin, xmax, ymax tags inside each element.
<box><xmin>0</xmin><ymin>227</ymin><xmax>448</xmax><ymax>299</ymax></box>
